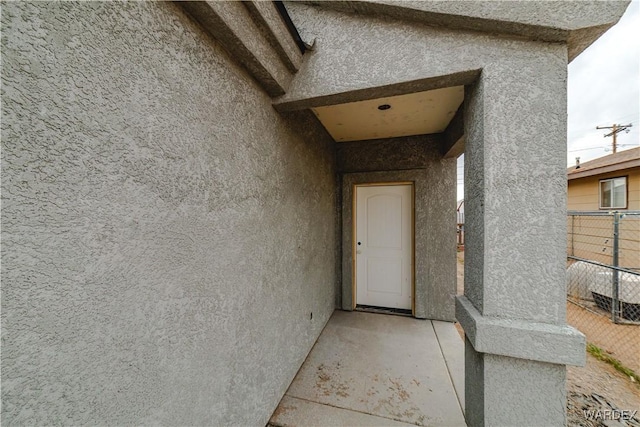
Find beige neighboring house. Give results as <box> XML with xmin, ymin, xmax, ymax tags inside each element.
<box><xmin>568</xmin><ymin>147</ymin><xmax>640</xmax><ymax>211</ymax></box>
<box><xmin>567</xmin><ymin>147</ymin><xmax>640</xmax><ymax>269</ymax></box>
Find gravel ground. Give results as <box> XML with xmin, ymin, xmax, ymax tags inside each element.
<box><xmin>456</xmin><ymin>250</ymin><xmax>640</xmax><ymax>426</ymax></box>
<box><xmin>567</xmin><ymin>356</ymin><xmax>640</xmax><ymax>426</ymax></box>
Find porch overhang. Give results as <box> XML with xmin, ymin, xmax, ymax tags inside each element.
<box><xmin>290</xmin><ymin>0</ymin><xmax>629</xmax><ymax>62</ymax></box>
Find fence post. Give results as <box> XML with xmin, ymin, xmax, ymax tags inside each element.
<box><xmin>612</xmin><ymin>211</ymin><xmax>620</xmax><ymax>323</ymax></box>
<box><xmin>570</xmin><ymin>214</ymin><xmax>574</xmax><ymax>256</ymax></box>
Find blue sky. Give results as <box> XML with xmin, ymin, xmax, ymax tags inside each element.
<box><xmin>458</xmin><ymin>1</ymin><xmax>639</xmax><ymax>200</ymax></box>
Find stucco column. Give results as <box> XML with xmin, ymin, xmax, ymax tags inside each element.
<box><xmin>456</xmin><ymin>50</ymin><xmax>586</xmax><ymax>426</ymax></box>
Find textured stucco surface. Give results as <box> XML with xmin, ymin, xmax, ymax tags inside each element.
<box><xmin>459</xmin><ymin>22</ymin><xmax>577</xmax><ymax>426</ymax></box>
<box><xmin>306</xmin><ymin>0</ymin><xmax>628</xmax><ymax>31</ymax></box>
<box><xmin>465</xmin><ymin>338</ymin><xmax>568</xmax><ymax>426</ymax></box>
<box><xmin>243</xmin><ymin>1</ymin><xmax>303</xmax><ymax>72</ymax></box>
<box><xmin>276</xmin><ymin>3</ymin><xmax>567</xmax><ymax>109</ymax></box>
<box><xmin>464</xmin><ymin>59</ymin><xmax>569</xmax><ymax>325</ymax></box>
<box><xmin>279</xmin><ymin>1</ymin><xmax>628</xmax><ymax>108</ymax></box>
<box><xmin>338</xmin><ymin>137</ymin><xmax>456</xmax><ymax>321</ymax></box>
<box><xmin>179</xmin><ymin>1</ymin><xmax>293</xmax><ymax>96</ymax></box>
<box><xmin>2</xmin><ymin>0</ymin><xmax>609</xmax><ymax>425</ymax></box>
<box><xmin>296</xmin><ymin>0</ymin><xmax>630</xmax><ymax>61</ymax></box>
<box><xmin>441</xmin><ymin>106</ymin><xmax>465</xmax><ymax>158</ymax></box>
<box><xmin>337</xmin><ymin>135</ymin><xmax>443</xmax><ymax>173</ymax></box>
<box><xmin>1</xmin><ymin>2</ymin><xmax>336</xmax><ymax>425</ymax></box>
<box><xmin>456</xmin><ymin>296</ymin><xmax>585</xmax><ymax>366</ymax></box>
<box><xmin>270</xmin><ymin>3</ymin><xmax>589</xmax><ymax>424</ymax></box>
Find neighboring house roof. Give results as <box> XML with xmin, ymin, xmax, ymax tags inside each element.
<box><xmin>567</xmin><ymin>147</ymin><xmax>640</xmax><ymax>180</ymax></box>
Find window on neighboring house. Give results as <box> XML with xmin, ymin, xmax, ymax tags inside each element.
<box><xmin>599</xmin><ymin>177</ymin><xmax>627</xmax><ymax>209</ymax></box>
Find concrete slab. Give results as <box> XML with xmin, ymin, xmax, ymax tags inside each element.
<box><xmin>272</xmin><ymin>396</ymin><xmax>416</xmax><ymax>427</ymax></box>
<box><xmin>432</xmin><ymin>320</ymin><xmax>465</xmax><ymax>413</ymax></box>
<box><xmin>270</xmin><ymin>311</ymin><xmax>467</xmax><ymax>427</ymax></box>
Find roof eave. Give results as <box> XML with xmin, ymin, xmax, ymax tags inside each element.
<box><xmin>568</xmin><ymin>159</ymin><xmax>640</xmax><ymax>180</ymax></box>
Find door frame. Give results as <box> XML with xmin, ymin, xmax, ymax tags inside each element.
<box><xmin>352</xmin><ymin>182</ymin><xmax>416</xmax><ymax>315</ymax></box>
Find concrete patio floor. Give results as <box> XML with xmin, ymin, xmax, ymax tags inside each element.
<box><xmin>269</xmin><ymin>310</ymin><xmax>466</xmax><ymax>426</ymax></box>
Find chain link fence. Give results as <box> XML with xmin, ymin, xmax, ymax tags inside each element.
<box><xmin>567</xmin><ymin>211</ymin><xmax>640</xmax><ymax>373</ymax></box>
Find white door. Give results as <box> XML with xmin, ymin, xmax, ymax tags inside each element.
<box><xmin>355</xmin><ymin>184</ymin><xmax>413</xmax><ymax>310</ymax></box>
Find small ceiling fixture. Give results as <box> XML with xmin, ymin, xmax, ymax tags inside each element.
<box><xmin>377</xmin><ymin>104</ymin><xmax>391</xmax><ymax>111</ymax></box>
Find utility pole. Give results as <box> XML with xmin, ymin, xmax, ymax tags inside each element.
<box><xmin>596</xmin><ymin>123</ymin><xmax>633</xmax><ymax>153</ymax></box>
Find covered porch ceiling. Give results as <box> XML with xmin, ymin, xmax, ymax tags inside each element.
<box><xmin>311</xmin><ymin>86</ymin><xmax>464</xmax><ymax>142</ymax></box>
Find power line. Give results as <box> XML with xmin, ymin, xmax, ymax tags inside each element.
<box><xmin>595</xmin><ymin>123</ymin><xmax>633</xmax><ymax>153</ymax></box>
<box><xmin>568</xmin><ymin>146</ymin><xmax>606</xmax><ymax>153</ymax></box>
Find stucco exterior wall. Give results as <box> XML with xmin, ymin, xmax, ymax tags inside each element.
<box><xmin>277</xmin><ymin>2</ymin><xmax>567</xmax><ymax>110</ymax></box>
<box><xmin>568</xmin><ymin>167</ymin><xmax>640</xmax><ymax>210</ymax></box>
<box><xmin>337</xmin><ymin>136</ymin><xmax>457</xmax><ymax>321</ymax></box>
<box><xmin>277</xmin><ymin>3</ymin><xmax>587</xmax><ymax>423</ymax></box>
<box><xmin>1</xmin><ymin>2</ymin><xmax>336</xmax><ymax>425</ymax></box>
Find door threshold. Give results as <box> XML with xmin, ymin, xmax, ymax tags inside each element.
<box><xmin>355</xmin><ymin>305</ymin><xmax>412</xmax><ymax>317</ymax></box>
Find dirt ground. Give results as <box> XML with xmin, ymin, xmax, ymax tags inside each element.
<box><xmin>567</xmin><ymin>357</ymin><xmax>640</xmax><ymax>426</ymax></box>
<box><xmin>455</xmin><ymin>250</ymin><xmax>640</xmax><ymax>426</ymax></box>
<box><xmin>568</xmin><ymin>301</ymin><xmax>640</xmax><ymax>374</ymax></box>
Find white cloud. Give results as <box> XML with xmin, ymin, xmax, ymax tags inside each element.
<box><xmin>567</xmin><ymin>1</ymin><xmax>640</xmax><ymax>165</ymax></box>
